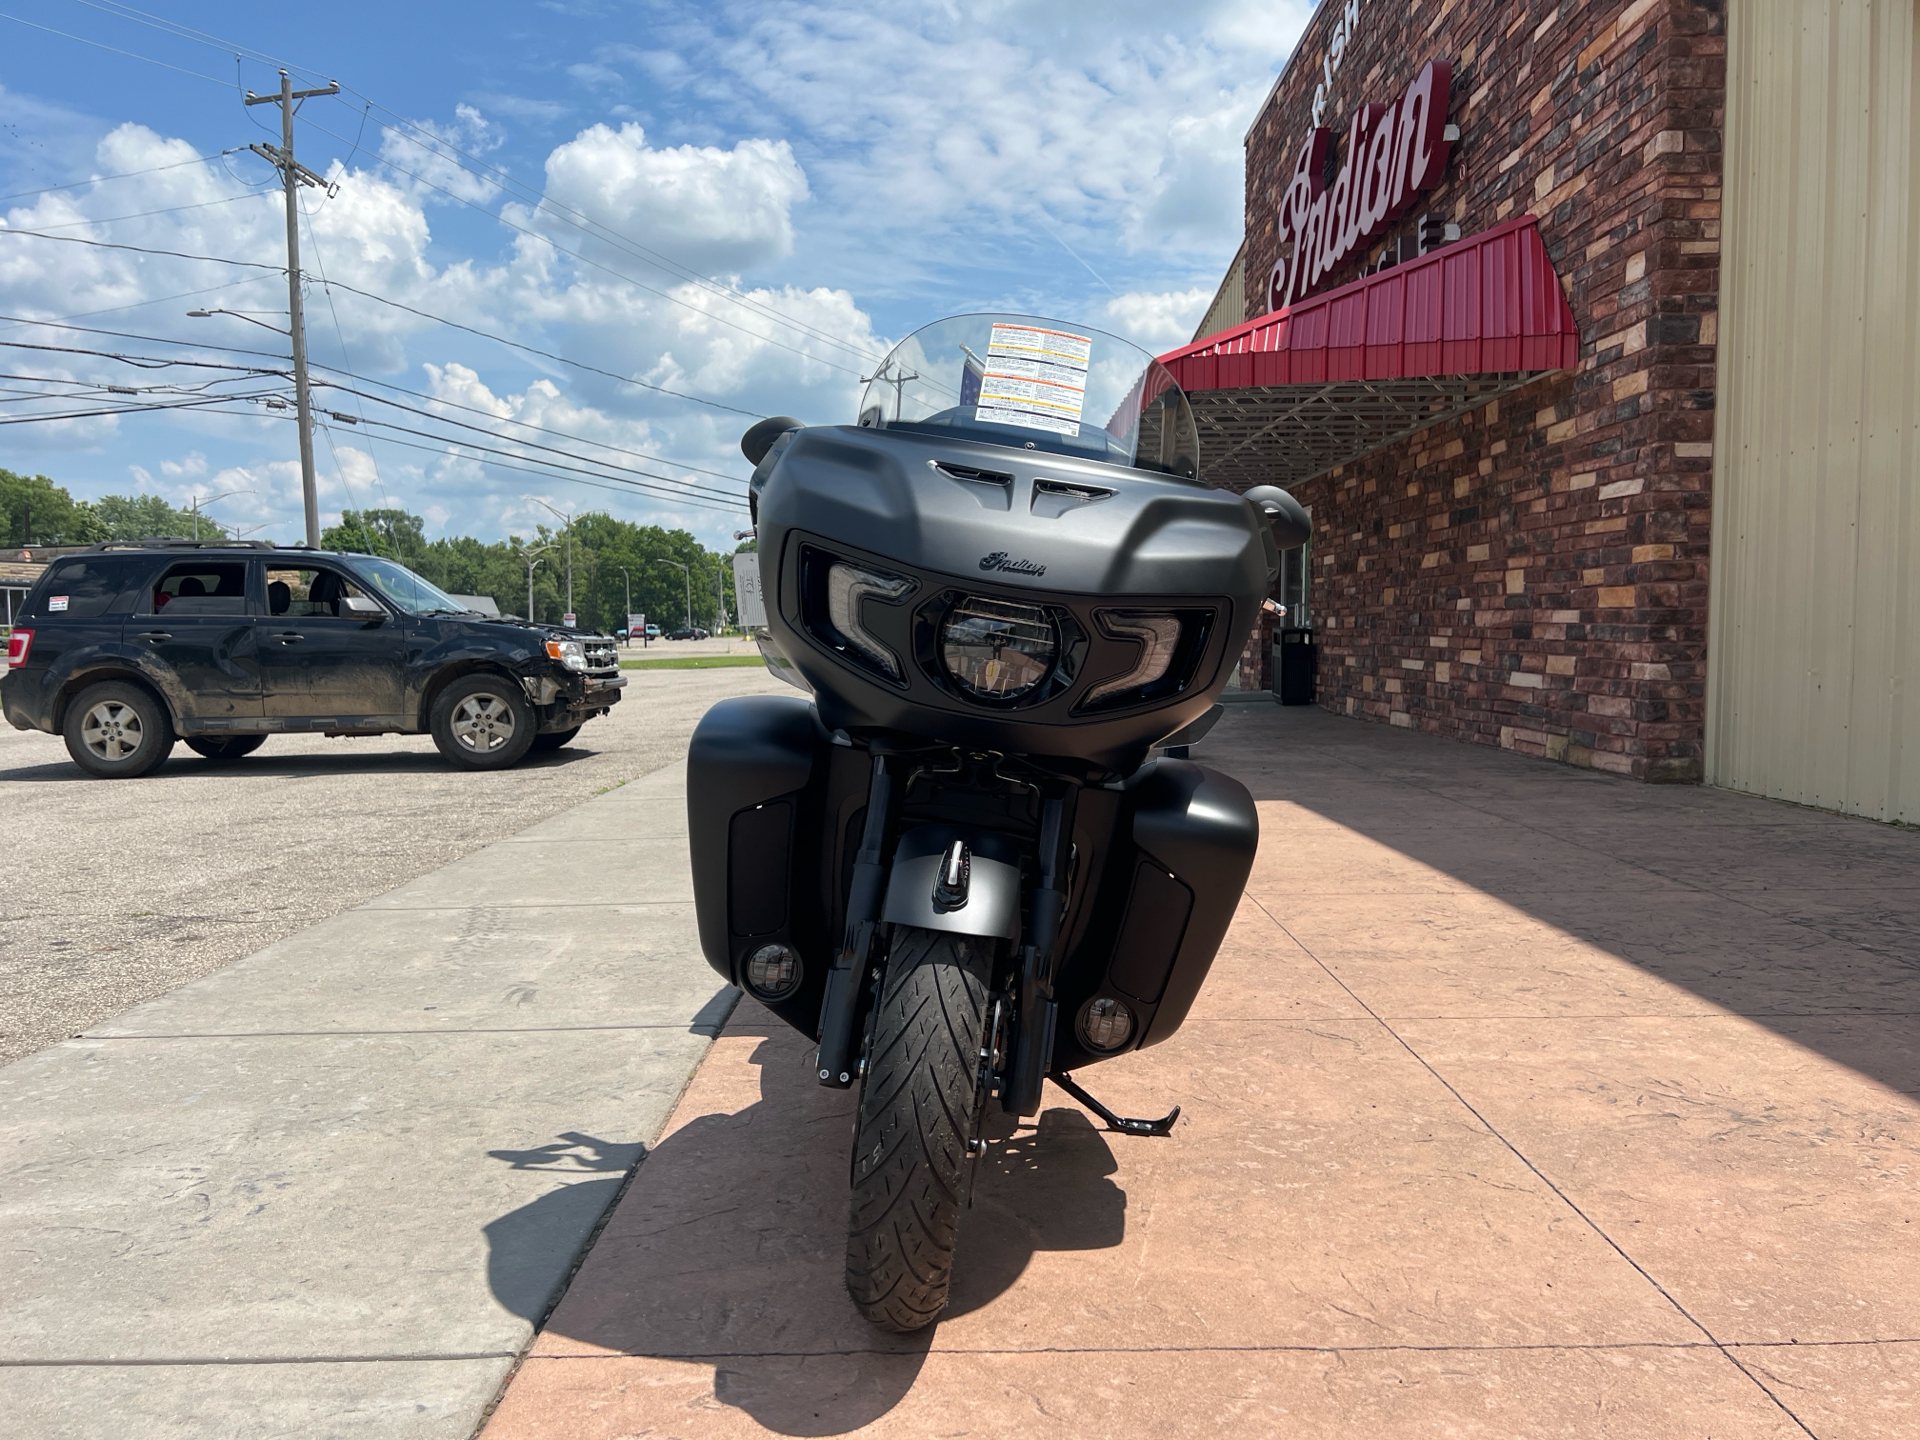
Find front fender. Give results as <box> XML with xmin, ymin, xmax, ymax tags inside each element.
<box><xmin>880</xmin><ymin>824</ymin><xmax>1023</xmax><ymax>941</ymax></box>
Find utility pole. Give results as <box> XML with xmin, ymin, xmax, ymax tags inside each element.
<box><xmin>246</xmin><ymin>69</ymin><xmax>339</xmax><ymax>549</ymax></box>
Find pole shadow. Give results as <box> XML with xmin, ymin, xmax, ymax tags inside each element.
<box><xmin>483</xmin><ymin>1023</ymin><xmax>1129</xmax><ymax>1436</ymax></box>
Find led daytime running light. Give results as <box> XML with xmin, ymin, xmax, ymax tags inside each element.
<box><xmin>1084</xmin><ymin>612</ymin><xmax>1182</xmax><ymax>705</ymax></box>
<box><xmin>826</xmin><ymin>562</ymin><xmax>913</xmax><ymax>679</ymax></box>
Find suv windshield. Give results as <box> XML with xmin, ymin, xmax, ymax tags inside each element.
<box><xmin>351</xmin><ymin>557</ymin><xmax>466</xmax><ymax>614</ymax></box>
<box><xmin>855</xmin><ymin>313</ymin><xmax>1199</xmax><ymax>478</ymax></box>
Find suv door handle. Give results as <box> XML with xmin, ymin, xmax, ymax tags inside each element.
<box><xmin>135</xmin><ymin>630</ymin><xmax>172</xmax><ymax>643</ymax></box>
<box><xmin>270</xmin><ymin>631</ymin><xmax>304</xmax><ymax>644</ymax></box>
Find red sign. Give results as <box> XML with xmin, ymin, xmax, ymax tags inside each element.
<box><xmin>1268</xmin><ymin>60</ymin><xmax>1454</xmax><ymax>312</ymax></box>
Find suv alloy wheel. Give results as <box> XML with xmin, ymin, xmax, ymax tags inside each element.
<box><xmin>430</xmin><ymin>673</ymin><xmax>537</xmax><ymax>770</ymax></box>
<box><xmin>63</xmin><ymin>681</ymin><xmax>175</xmax><ymax>779</ymax></box>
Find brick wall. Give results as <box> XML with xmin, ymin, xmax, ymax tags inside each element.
<box><xmin>1238</xmin><ymin>0</ymin><xmax>1724</xmax><ymax>781</ymax></box>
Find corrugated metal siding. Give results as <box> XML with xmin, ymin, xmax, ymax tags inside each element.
<box><xmin>1191</xmin><ymin>243</ymin><xmax>1247</xmax><ymax>343</ymax></box>
<box><xmin>1707</xmin><ymin>0</ymin><xmax>1919</xmax><ymax>822</ymax></box>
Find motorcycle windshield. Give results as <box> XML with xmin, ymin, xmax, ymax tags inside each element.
<box><xmin>856</xmin><ymin>314</ymin><xmax>1199</xmax><ymax>480</ymax></box>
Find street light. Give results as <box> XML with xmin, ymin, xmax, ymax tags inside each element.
<box><xmin>520</xmin><ymin>544</ymin><xmax>553</xmax><ymax>622</ymax></box>
<box><xmin>187</xmin><ymin>487</ymin><xmax>254</xmax><ymax>541</ymax></box>
<box><xmin>617</xmin><ymin>566</ymin><xmax>633</xmax><ymax>645</ymax></box>
<box><xmin>656</xmin><ymin>557</ymin><xmax>692</xmax><ymax>629</ymax></box>
<box><xmin>187</xmin><ymin>308</ymin><xmax>289</xmax><ymax>337</ymax></box>
<box><xmin>527</xmin><ymin>497</ymin><xmax>576</xmax><ymax>621</ymax></box>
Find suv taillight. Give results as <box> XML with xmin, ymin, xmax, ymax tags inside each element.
<box><xmin>5</xmin><ymin>628</ymin><xmax>31</xmax><ymax>669</ymax></box>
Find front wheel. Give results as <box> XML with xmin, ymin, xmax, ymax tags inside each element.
<box><xmin>529</xmin><ymin>725</ymin><xmax>581</xmax><ymax>753</ymax></box>
<box><xmin>846</xmin><ymin>926</ymin><xmax>992</xmax><ymax>1332</ymax></box>
<box><xmin>430</xmin><ymin>674</ymin><xmax>537</xmax><ymax>771</ymax></box>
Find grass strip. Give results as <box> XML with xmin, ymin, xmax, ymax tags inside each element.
<box><xmin>620</xmin><ymin>655</ymin><xmax>766</xmax><ymax>670</ymax></box>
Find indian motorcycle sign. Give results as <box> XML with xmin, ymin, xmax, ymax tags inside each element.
<box><xmin>1268</xmin><ymin>59</ymin><xmax>1455</xmax><ymax>312</ymax></box>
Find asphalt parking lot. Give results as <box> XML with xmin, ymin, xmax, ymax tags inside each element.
<box><xmin>0</xmin><ymin>665</ymin><xmax>787</xmax><ymax>1066</ymax></box>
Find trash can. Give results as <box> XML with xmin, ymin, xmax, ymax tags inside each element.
<box><xmin>1275</xmin><ymin>627</ymin><xmax>1316</xmax><ymax>705</ymax></box>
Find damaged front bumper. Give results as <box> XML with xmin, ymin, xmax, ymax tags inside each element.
<box><xmin>520</xmin><ymin>667</ymin><xmax>626</xmax><ymax>732</ymax></box>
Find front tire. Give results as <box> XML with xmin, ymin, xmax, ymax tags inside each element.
<box><xmin>846</xmin><ymin>926</ymin><xmax>992</xmax><ymax>1332</ymax></box>
<box><xmin>430</xmin><ymin>674</ymin><xmax>537</xmax><ymax>771</ymax></box>
<box><xmin>63</xmin><ymin>681</ymin><xmax>174</xmax><ymax>779</ymax></box>
<box><xmin>529</xmin><ymin>725</ymin><xmax>581</xmax><ymax>753</ymax></box>
<box><xmin>186</xmin><ymin>735</ymin><xmax>267</xmax><ymax>762</ymax></box>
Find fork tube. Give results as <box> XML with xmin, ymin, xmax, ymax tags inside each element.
<box><xmin>815</xmin><ymin>753</ymin><xmax>894</xmax><ymax>1088</ymax></box>
<box><xmin>1004</xmin><ymin>787</ymin><xmax>1075</xmax><ymax>1116</ymax></box>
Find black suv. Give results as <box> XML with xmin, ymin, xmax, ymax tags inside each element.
<box><xmin>3</xmin><ymin>541</ymin><xmax>624</xmax><ymax>778</ymax></box>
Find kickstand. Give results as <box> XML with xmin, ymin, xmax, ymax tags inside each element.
<box><xmin>1050</xmin><ymin>1070</ymin><xmax>1180</xmax><ymax>1137</ymax></box>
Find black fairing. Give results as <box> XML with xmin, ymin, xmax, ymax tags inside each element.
<box><xmin>753</xmin><ymin>424</ymin><xmax>1276</xmax><ymax>771</ymax></box>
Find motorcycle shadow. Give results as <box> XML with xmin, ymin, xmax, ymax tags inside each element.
<box><xmin>487</xmin><ymin>1024</ymin><xmax>1127</xmax><ymax>1436</ymax></box>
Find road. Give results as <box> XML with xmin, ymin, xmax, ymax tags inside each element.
<box><xmin>0</xmin><ymin>664</ymin><xmax>786</xmax><ymax>1066</ymax></box>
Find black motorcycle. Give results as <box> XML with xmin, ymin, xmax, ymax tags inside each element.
<box><xmin>687</xmin><ymin>314</ymin><xmax>1308</xmax><ymax>1331</ymax></box>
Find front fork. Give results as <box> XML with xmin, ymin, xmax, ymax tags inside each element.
<box><xmin>815</xmin><ymin>752</ymin><xmax>894</xmax><ymax>1088</ymax></box>
<box><xmin>1002</xmin><ymin>787</ymin><xmax>1074</xmax><ymax>1117</ymax></box>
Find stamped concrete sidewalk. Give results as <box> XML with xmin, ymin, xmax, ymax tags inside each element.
<box><xmin>0</xmin><ymin>760</ymin><xmax>730</xmax><ymax>1439</ymax></box>
<box><xmin>483</xmin><ymin>705</ymin><xmax>1919</xmax><ymax>1439</ymax></box>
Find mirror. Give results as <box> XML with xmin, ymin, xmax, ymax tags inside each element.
<box><xmin>341</xmin><ymin>595</ymin><xmax>386</xmax><ymax>620</ymax></box>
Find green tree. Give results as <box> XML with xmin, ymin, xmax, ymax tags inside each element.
<box><xmin>320</xmin><ymin>508</ymin><xmax>428</xmax><ymax>564</ymax></box>
<box><xmin>90</xmin><ymin>493</ymin><xmax>228</xmax><ymax>542</ymax></box>
<box><xmin>1</xmin><ymin>469</ymin><xmax>108</xmax><ymax>547</ymax></box>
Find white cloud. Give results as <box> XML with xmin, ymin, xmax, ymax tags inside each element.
<box><xmin>1103</xmin><ymin>287</ymin><xmax>1214</xmax><ymax>351</ymax></box>
<box><xmin>378</xmin><ymin>105</ymin><xmax>506</xmax><ymax>205</ymax></box>
<box><xmin>534</xmin><ymin>123</ymin><xmax>809</xmax><ymax>274</ymax></box>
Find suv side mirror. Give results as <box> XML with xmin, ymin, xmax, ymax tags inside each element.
<box><xmin>1242</xmin><ymin>485</ymin><xmax>1311</xmax><ymax>551</ymax></box>
<box><xmin>341</xmin><ymin>595</ymin><xmax>386</xmax><ymax>621</ymax></box>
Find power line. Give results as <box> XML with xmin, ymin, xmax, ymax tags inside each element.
<box><xmin>0</xmin><ymin>235</ymin><xmax>767</xmax><ymax>418</ymax></box>
<box><xmin>0</xmin><ymin>314</ymin><xmax>751</xmax><ymax>487</ymax></box>
<box><xmin>0</xmin><ymin>7</ymin><xmax>231</xmax><ymax>85</ymax></box>
<box><xmin>298</xmin><ymin>110</ymin><xmax>869</xmax><ymax>380</ymax></box>
<box><xmin>0</xmin><ymin>227</ymin><xmax>286</xmax><ymax>271</ymax></box>
<box><xmin>57</xmin><ymin>0</ymin><xmax>884</xmax><ymax>365</ymax></box>
<box><xmin>0</xmin><ymin>150</ymin><xmax>240</xmax><ymax>206</ymax></box>
<box><xmin>0</xmin><ymin>388</ymin><xmax>289</xmax><ymax>425</ymax></box>
<box><xmin>314</xmin><ymin>379</ymin><xmax>745</xmax><ymax>503</ymax></box>
<box><xmin>20</xmin><ymin>193</ymin><xmax>265</xmax><ymax>232</ymax></box>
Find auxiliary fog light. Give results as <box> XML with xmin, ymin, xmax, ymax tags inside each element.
<box><xmin>1081</xmin><ymin>996</ymin><xmax>1134</xmax><ymax>1051</ymax></box>
<box><xmin>940</xmin><ymin>597</ymin><xmax>1057</xmax><ymax>700</ymax></box>
<box><xmin>745</xmin><ymin>943</ymin><xmax>801</xmax><ymax>1000</ymax></box>
<box><xmin>826</xmin><ymin>562</ymin><xmax>913</xmax><ymax>679</ymax></box>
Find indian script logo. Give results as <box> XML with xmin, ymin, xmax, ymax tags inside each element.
<box><xmin>979</xmin><ymin>552</ymin><xmax>1046</xmax><ymax>578</ymax></box>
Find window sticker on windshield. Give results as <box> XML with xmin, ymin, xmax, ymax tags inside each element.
<box><xmin>975</xmin><ymin>323</ymin><xmax>1091</xmax><ymax>436</ymax></box>
<box><xmin>48</xmin><ymin>596</ymin><xmax>68</xmax><ymax>612</ymax></box>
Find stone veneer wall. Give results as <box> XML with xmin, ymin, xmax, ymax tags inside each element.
<box><xmin>1234</xmin><ymin>0</ymin><xmax>1724</xmax><ymax>781</ymax></box>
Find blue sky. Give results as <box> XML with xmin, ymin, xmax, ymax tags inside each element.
<box><xmin>0</xmin><ymin>0</ymin><xmax>1308</xmax><ymax>549</ymax></box>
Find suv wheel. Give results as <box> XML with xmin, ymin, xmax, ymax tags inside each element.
<box><xmin>64</xmin><ymin>681</ymin><xmax>175</xmax><ymax>779</ymax></box>
<box><xmin>529</xmin><ymin>725</ymin><xmax>581</xmax><ymax>753</ymax></box>
<box><xmin>186</xmin><ymin>735</ymin><xmax>268</xmax><ymax>762</ymax></box>
<box><xmin>431</xmin><ymin>674</ymin><xmax>537</xmax><ymax>770</ymax></box>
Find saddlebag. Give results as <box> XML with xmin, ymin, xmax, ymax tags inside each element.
<box><xmin>687</xmin><ymin>693</ymin><xmax>839</xmax><ymax>1037</ymax></box>
<box><xmin>1051</xmin><ymin>759</ymin><xmax>1259</xmax><ymax>1070</ymax></box>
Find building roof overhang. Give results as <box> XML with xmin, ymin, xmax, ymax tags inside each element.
<box><xmin>1158</xmin><ymin>215</ymin><xmax>1581</xmax><ymax>491</ymax></box>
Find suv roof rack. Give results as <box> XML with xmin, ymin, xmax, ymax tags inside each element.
<box><xmin>81</xmin><ymin>538</ymin><xmax>299</xmax><ymax>552</ymax></box>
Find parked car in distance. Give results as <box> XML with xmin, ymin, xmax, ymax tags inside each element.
<box><xmin>2</xmin><ymin>540</ymin><xmax>626</xmax><ymax>778</ymax></box>
<box><xmin>644</xmin><ymin>624</ymin><xmax>662</xmax><ymax>638</ymax></box>
<box><xmin>665</xmin><ymin>626</ymin><xmax>710</xmax><ymax>641</ymax></box>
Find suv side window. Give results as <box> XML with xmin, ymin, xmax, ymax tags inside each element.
<box><xmin>148</xmin><ymin>561</ymin><xmax>252</xmax><ymax>616</ymax></box>
<box><xmin>31</xmin><ymin>557</ymin><xmax>154</xmax><ymax>618</ymax></box>
<box><xmin>265</xmin><ymin>566</ymin><xmax>376</xmax><ymax>618</ymax></box>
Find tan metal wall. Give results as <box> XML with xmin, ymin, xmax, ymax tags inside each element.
<box><xmin>1707</xmin><ymin>0</ymin><xmax>1920</xmax><ymax>822</ymax></box>
<box><xmin>1192</xmin><ymin>243</ymin><xmax>1246</xmax><ymax>343</ymax></box>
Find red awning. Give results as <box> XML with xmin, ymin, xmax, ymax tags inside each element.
<box><xmin>1159</xmin><ymin>215</ymin><xmax>1580</xmax><ymax>489</ymax></box>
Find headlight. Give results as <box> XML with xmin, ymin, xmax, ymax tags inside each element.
<box><xmin>1083</xmin><ymin>612</ymin><xmax>1182</xmax><ymax>706</ymax></box>
<box><xmin>940</xmin><ymin>596</ymin><xmax>1057</xmax><ymax>700</ymax></box>
<box><xmin>826</xmin><ymin>562</ymin><xmax>913</xmax><ymax>679</ymax></box>
<box><xmin>545</xmin><ymin>639</ymin><xmax>587</xmax><ymax>671</ymax></box>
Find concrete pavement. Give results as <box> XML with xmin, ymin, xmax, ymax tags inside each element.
<box><xmin>0</xmin><ymin>665</ymin><xmax>784</xmax><ymax>1065</ymax></box>
<box><xmin>482</xmin><ymin>703</ymin><xmax>1920</xmax><ymax>1439</ymax></box>
<box><xmin>0</xmin><ymin>758</ymin><xmax>732</xmax><ymax>1439</ymax></box>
